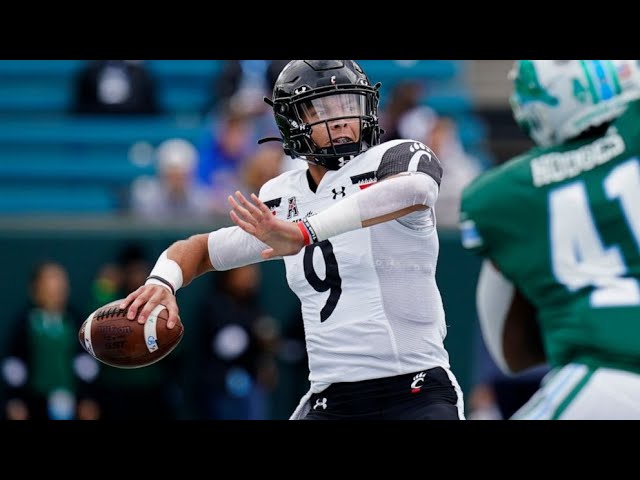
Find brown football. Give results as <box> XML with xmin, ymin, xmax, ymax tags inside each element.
<box><xmin>78</xmin><ymin>299</ymin><xmax>184</xmax><ymax>369</ymax></box>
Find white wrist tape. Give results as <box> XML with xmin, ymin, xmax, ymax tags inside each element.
<box><xmin>303</xmin><ymin>194</ymin><xmax>362</xmax><ymax>243</ymax></box>
<box><xmin>145</xmin><ymin>250</ymin><xmax>184</xmax><ymax>294</ymax></box>
<box><xmin>303</xmin><ymin>173</ymin><xmax>438</xmax><ymax>243</ymax></box>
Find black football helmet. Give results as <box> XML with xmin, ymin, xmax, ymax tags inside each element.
<box><xmin>261</xmin><ymin>60</ymin><xmax>382</xmax><ymax>170</ymax></box>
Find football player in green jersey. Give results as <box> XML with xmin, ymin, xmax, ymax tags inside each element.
<box><xmin>460</xmin><ymin>60</ymin><xmax>640</xmax><ymax>419</ymax></box>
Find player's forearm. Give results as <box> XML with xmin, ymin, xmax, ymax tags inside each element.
<box><xmin>167</xmin><ymin>234</ymin><xmax>215</xmax><ymax>284</ymax></box>
<box><xmin>208</xmin><ymin>226</ymin><xmax>274</xmax><ymax>270</ymax></box>
<box><xmin>476</xmin><ymin>260</ymin><xmax>545</xmax><ymax>375</ymax></box>
<box><xmin>146</xmin><ymin>234</ymin><xmax>213</xmax><ymax>293</ymax></box>
<box><xmin>300</xmin><ymin>172</ymin><xmax>437</xmax><ymax>244</ymax></box>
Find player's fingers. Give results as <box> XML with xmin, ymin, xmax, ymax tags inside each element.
<box><xmin>137</xmin><ymin>289</ymin><xmax>169</xmax><ymax>324</ymax></box>
<box><xmin>166</xmin><ymin>305</ymin><xmax>180</xmax><ymax>329</ymax></box>
<box><xmin>230</xmin><ymin>210</ymin><xmax>256</xmax><ymax>234</ymax></box>
<box><xmin>228</xmin><ymin>195</ymin><xmax>258</xmax><ymax>226</ymax></box>
<box><xmin>119</xmin><ymin>285</ymin><xmax>144</xmax><ymax>311</ymax></box>
<box><xmin>251</xmin><ymin>193</ymin><xmax>272</xmax><ymax>216</ymax></box>
<box><xmin>235</xmin><ymin>192</ymin><xmax>262</xmax><ymax>224</ymax></box>
<box><xmin>235</xmin><ymin>191</ymin><xmax>263</xmax><ymax>218</ymax></box>
<box><xmin>125</xmin><ymin>287</ymin><xmax>153</xmax><ymax>320</ymax></box>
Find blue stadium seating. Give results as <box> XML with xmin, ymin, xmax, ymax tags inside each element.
<box><xmin>0</xmin><ymin>158</ymin><xmax>152</xmax><ymax>183</ymax></box>
<box><xmin>358</xmin><ymin>60</ymin><xmax>460</xmax><ymax>83</ymax></box>
<box><xmin>0</xmin><ymin>60</ymin><xmax>489</xmax><ymax>215</ymax></box>
<box><xmin>0</xmin><ymin>60</ymin><xmax>83</xmax><ymax>76</ymax></box>
<box><xmin>0</xmin><ymin>116</ymin><xmax>204</xmax><ymax>144</ymax></box>
<box><xmin>0</xmin><ymin>184</ymin><xmax>118</xmax><ymax>214</ymax></box>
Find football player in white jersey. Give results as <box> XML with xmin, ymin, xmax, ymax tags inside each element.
<box><xmin>121</xmin><ymin>60</ymin><xmax>465</xmax><ymax>420</ymax></box>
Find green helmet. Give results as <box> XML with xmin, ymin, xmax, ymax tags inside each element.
<box><xmin>509</xmin><ymin>60</ymin><xmax>640</xmax><ymax>148</ymax></box>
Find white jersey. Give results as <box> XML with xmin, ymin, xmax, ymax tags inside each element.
<box><xmin>259</xmin><ymin>139</ymin><xmax>450</xmax><ymax>393</ymax></box>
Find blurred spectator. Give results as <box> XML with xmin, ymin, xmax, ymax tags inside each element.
<box><xmin>206</xmin><ymin>60</ymin><xmax>290</xmax><ymax>117</ymax></box>
<box><xmin>397</xmin><ymin>105</ymin><xmax>485</xmax><ymax>228</ymax></box>
<box><xmin>130</xmin><ymin>138</ymin><xmax>211</xmax><ymax>220</ymax></box>
<box><xmin>379</xmin><ymin>80</ymin><xmax>425</xmax><ymax>142</ymax></box>
<box><xmin>241</xmin><ymin>144</ymin><xmax>286</xmax><ymax>195</ymax></box>
<box><xmin>70</xmin><ymin>60</ymin><xmax>160</xmax><ymax>115</ymax></box>
<box><xmin>196</xmin><ymin>60</ymin><xmax>297</xmax><ymax>213</ymax></box>
<box><xmin>191</xmin><ymin>265</ymin><xmax>280</xmax><ymax>420</ymax></box>
<box><xmin>88</xmin><ymin>244</ymin><xmax>184</xmax><ymax>420</ymax></box>
<box><xmin>196</xmin><ymin>104</ymin><xmax>259</xmax><ymax>213</ymax></box>
<box><xmin>1</xmin><ymin>261</ymin><xmax>101</xmax><ymax>420</ymax></box>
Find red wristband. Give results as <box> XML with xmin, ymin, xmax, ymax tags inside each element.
<box><xmin>297</xmin><ymin>221</ymin><xmax>311</xmax><ymax>246</ymax></box>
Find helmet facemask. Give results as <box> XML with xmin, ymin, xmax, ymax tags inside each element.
<box><xmin>263</xmin><ymin>60</ymin><xmax>383</xmax><ymax>169</ymax></box>
<box><xmin>289</xmin><ymin>92</ymin><xmax>371</xmax><ymax>169</ymax></box>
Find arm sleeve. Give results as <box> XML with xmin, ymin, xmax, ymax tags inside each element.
<box><xmin>304</xmin><ymin>171</ymin><xmax>438</xmax><ymax>243</ymax></box>
<box><xmin>208</xmin><ymin>226</ymin><xmax>281</xmax><ymax>271</ymax></box>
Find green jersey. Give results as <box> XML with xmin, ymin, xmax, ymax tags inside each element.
<box><xmin>460</xmin><ymin>99</ymin><xmax>640</xmax><ymax>373</ymax></box>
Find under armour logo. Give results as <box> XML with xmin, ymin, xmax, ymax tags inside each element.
<box><xmin>411</xmin><ymin>372</ymin><xmax>426</xmax><ymax>394</ymax></box>
<box><xmin>332</xmin><ymin>187</ymin><xmax>346</xmax><ymax>199</ymax></box>
<box><xmin>337</xmin><ymin>156</ymin><xmax>352</xmax><ymax>168</ymax></box>
<box><xmin>314</xmin><ymin>398</ymin><xmax>328</xmax><ymax>410</ymax></box>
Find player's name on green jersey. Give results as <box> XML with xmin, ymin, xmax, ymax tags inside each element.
<box><xmin>531</xmin><ymin>130</ymin><xmax>625</xmax><ymax>187</ymax></box>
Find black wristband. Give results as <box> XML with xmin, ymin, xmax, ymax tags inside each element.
<box><xmin>302</xmin><ymin>218</ymin><xmax>318</xmax><ymax>243</ymax></box>
<box><xmin>145</xmin><ymin>275</ymin><xmax>175</xmax><ymax>296</ymax></box>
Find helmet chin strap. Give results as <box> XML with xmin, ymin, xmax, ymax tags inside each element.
<box><xmin>312</xmin><ymin>142</ymin><xmax>361</xmax><ymax>170</ymax></box>
<box><xmin>315</xmin><ymin>141</ymin><xmax>360</xmax><ymax>158</ymax></box>
<box><xmin>316</xmin><ymin>155</ymin><xmax>353</xmax><ymax>170</ymax></box>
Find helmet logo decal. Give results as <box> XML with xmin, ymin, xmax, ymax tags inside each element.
<box><xmin>294</xmin><ymin>85</ymin><xmax>309</xmax><ymax>95</ymax></box>
<box><xmin>572</xmin><ymin>78</ymin><xmax>589</xmax><ymax>103</ymax></box>
<box><xmin>514</xmin><ymin>60</ymin><xmax>558</xmax><ymax>106</ymax></box>
<box><xmin>331</xmin><ymin>76</ymin><xmax>336</xmax><ymax>84</ymax></box>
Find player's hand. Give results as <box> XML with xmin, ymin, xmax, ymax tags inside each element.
<box><xmin>229</xmin><ymin>191</ymin><xmax>305</xmax><ymax>259</ymax></box>
<box><xmin>119</xmin><ymin>284</ymin><xmax>180</xmax><ymax>329</ymax></box>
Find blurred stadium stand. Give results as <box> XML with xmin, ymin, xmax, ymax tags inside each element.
<box><xmin>465</xmin><ymin>60</ymin><xmax>534</xmax><ymax>163</ymax></box>
<box><xmin>0</xmin><ymin>60</ymin><xmax>490</xmax><ymax>215</ymax></box>
<box><xmin>365</xmin><ymin>60</ymin><xmax>488</xmax><ymax>149</ymax></box>
<box><xmin>0</xmin><ymin>60</ymin><xmax>220</xmax><ymax>215</ymax></box>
